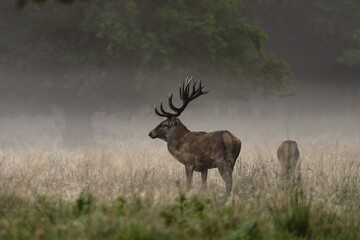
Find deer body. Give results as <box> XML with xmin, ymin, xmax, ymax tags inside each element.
<box><xmin>277</xmin><ymin>140</ymin><xmax>300</xmax><ymax>177</ymax></box>
<box><xmin>167</xmin><ymin>127</ymin><xmax>240</xmax><ymax>171</ymax></box>
<box><xmin>149</xmin><ymin>78</ymin><xmax>241</xmax><ymax>195</ymax></box>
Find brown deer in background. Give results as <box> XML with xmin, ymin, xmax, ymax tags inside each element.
<box><xmin>277</xmin><ymin>140</ymin><xmax>300</xmax><ymax>178</ymax></box>
<box><xmin>149</xmin><ymin>77</ymin><xmax>241</xmax><ymax>195</ymax></box>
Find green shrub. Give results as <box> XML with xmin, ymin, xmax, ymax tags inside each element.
<box><xmin>269</xmin><ymin>184</ymin><xmax>311</xmax><ymax>237</ymax></box>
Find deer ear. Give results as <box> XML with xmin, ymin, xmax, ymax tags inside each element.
<box><xmin>170</xmin><ymin>117</ymin><xmax>177</xmax><ymax>125</ymax></box>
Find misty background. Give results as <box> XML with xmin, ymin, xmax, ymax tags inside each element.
<box><xmin>0</xmin><ymin>0</ymin><xmax>359</xmax><ymax>149</ymax></box>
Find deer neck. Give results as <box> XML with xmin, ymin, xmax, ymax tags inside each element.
<box><xmin>166</xmin><ymin>123</ymin><xmax>190</xmax><ymax>150</ymax></box>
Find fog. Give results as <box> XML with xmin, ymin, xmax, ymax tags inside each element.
<box><xmin>0</xmin><ymin>81</ymin><xmax>358</xmax><ymax>150</ymax></box>
<box><xmin>0</xmin><ymin>1</ymin><xmax>359</xmax><ymax>149</ymax></box>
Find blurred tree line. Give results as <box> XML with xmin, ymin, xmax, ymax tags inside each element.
<box><xmin>244</xmin><ymin>0</ymin><xmax>360</xmax><ymax>88</ymax></box>
<box><xmin>1</xmin><ymin>0</ymin><xmax>293</xmax><ymax>145</ymax></box>
<box><xmin>242</xmin><ymin>0</ymin><xmax>360</xmax><ymax>118</ymax></box>
<box><xmin>2</xmin><ymin>0</ymin><xmax>359</xmax><ymax>145</ymax></box>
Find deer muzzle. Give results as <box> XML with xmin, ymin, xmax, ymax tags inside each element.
<box><xmin>148</xmin><ymin>131</ymin><xmax>156</xmax><ymax>139</ymax></box>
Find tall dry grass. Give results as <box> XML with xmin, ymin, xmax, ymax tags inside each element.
<box><xmin>0</xmin><ymin>139</ymin><xmax>359</xmax><ymax>209</ymax></box>
<box><xmin>0</xmin><ymin>138</ymin><xmax>359</xmax><ymax>239</ymax></box>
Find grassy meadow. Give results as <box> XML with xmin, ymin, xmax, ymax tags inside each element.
<box><xmin>0</xmin><ymin>139</ymin><xmax>360</xmax><ymax>239</ymax></box>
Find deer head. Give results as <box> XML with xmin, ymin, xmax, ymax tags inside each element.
<box><xmin>148</xmin><ymin>77</ymin><xmax>210</xmax><ymax>141</ymax></box>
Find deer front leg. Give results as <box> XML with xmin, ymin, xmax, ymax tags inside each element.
<box><xmin>185</xmin><ymin>164</ymin><xmax>194</xmax><ymax>191</ymax></box>
<box><xmin>201</xmin><ymin>170</ymin><xmax>208</xmax><ymax>190</ymax></box>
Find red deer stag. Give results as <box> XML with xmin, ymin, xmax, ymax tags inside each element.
<box><xmin>149</xmin><ymin>77</ymin><xmax>241</xmax><ymax>195</ymax></box>
<box><xmin>277</xmin><ymin>140</ymin><xmax>300</xmax><ymax>178</ymax></box>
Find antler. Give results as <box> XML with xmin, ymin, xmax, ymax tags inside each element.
<box><xmin>154</xmin><ymin>76</ymin><xmax>210</xmax><ymax>118</ymax></box>
<box><xmin>154</xmin><ymin>100</ymin><xmax>173</xmax><ymax>118</ymax></box>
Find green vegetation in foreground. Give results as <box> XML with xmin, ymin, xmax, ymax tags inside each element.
<box><xmin>0</xmin><ymin>184</ymin><xmax>359</xmax><ymax>240</ymax></box>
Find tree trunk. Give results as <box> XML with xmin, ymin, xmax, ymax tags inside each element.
<box><xmin>350</xmin><ymin>82</ymin><xmax>359</xmax><ymax>115</ymax></box>
<box><xmin>62</xmin><ymin>104</ymin><xmax>94</xmax><ymax>148</ymax></box>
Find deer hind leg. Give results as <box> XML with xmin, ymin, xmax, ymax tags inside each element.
<box><xmin>281</xmin><ymin>162</ymin><xmax>291</xmax><ymax>178</ymax></box>
<box><xmin>290</xmin><ymin>159</ymin><xmax>298</xmax><ymax>176</ymax></box>
<box><xmin>201</xmin><ymin>170</ymin><xmax>208</xmax><ymax>190</ymax></box>
<box><xmin>185</xmin><ymin>164</ymin><xmax>194</xmax><ymax>191</ymax></box>
<box><xmin>217</xmin><ymin>164</ymin><xmax>233</xmax><ymax>196</ymax></box>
